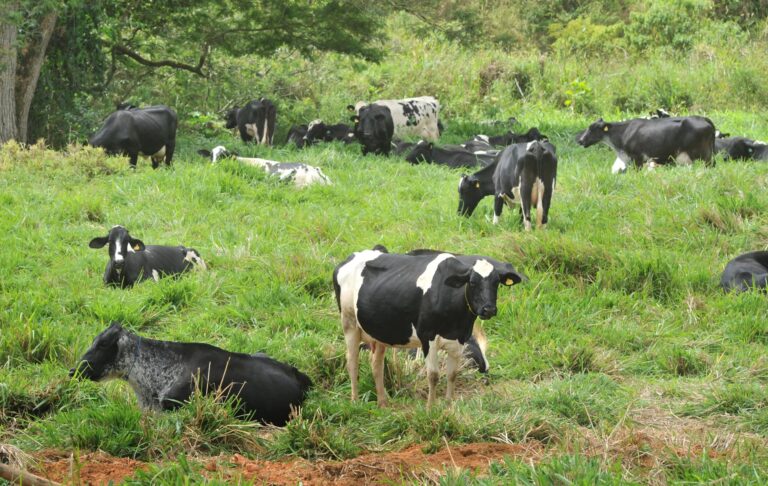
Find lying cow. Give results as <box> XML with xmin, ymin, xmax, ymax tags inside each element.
<box><xmin>333</xmin><ymin>247</ymin><xmax>524</xmax><ymax>407</ymax></box>
<box><xmin>715</xmin><ymin>137</ymin><xmax>768</xmax><ymax>161</ymax></box>
<box><xmin>88</xmin><ymin>105</ymin><xmax>177</xmax><ymax>169</ymax></box>
<box><xmin>405</xmin><ymin>140</ymin><xmax>495</xmax><ymax>168</ymax></box>
<box><xmin>353</xmin><ymin>104</ymin><xmax>395</xmax><ymax>155</ymax></box>
<box><xmin>721</xmin><ymin>251</ymin><xmax>768</xmax><ymax>293</ymax></box>
<box><xmin>225</xmin><ymin>98</ymin><xmax>276</xmax><ymax>146</ymax></box>
<box><xmin>458</xmin><ymin>140</ymin><xmax>558</xmax><ymax>231</ymax></box>
<box><xmin>286</xmin><ymin>124</ymin><xmax>308</xmax><ymax>148</ymax></box>
<box><xmin>70</xmin><ymin>322</ymin><xmax>312</xmax><ymax>425</ymax></box>
<box><xmin>198</xmin><ymin>146</ymin><xmax>331</xmax><ymax>188</ymax></box>
<box><xmin>349</xmin><ymin>96</ymin><xmax>440</xmax><ymax>142</ymax></box>
<box><xmin>391</xmin><ymin>139</ymin><xmax>416</xmax><ymax>155</ymax></box>
<box><xmin>89</xmin><ymin>225</ymin><xmax>206</xmax><ymax>288</ymax></box>
<box><xmin>303</xmin><ymin>120</ymin><xmax>355</xmax><ymax>146</ymax></box>
<box><xmin>577</xmin><ymin>116</ymin><xmax>715</xmax><ymax>173</ymax></box>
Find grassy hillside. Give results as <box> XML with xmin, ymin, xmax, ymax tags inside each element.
<box><xmin>1</xmin><ymin>108</ymin><xmax>767</xmax><ymax>483</ymax></box>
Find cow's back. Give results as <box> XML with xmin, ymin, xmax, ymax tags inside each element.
<box><xmin>367</xmin><ymin>97</ymin><xmax>440</xmax><ymax>141</ymax></box>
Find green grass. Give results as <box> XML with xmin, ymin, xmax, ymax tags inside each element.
<box><xmin>1</xmin><ymin>108</ymin><xmax>767</xmax><ymax>483</ymax></box>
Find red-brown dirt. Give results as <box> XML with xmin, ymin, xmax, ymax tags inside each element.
<box><xmin>34</xmin><ymin>450</ymin><xmax>147</xmax><ymax>485</ymax></box>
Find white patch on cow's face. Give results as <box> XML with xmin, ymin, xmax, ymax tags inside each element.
<box><xmin>336</xmin><ymin>250</ymin><xmax>384</xmax><ymax>321</ymax></box>
<box><xmin>211</xmin><ymin>146</ymin><xmax>227</xmax><ymax>163</ymax></box>
<box><xmin>114</xmin><ymin>238</ymin><xmax>124</xmax><ymax>263</ymax></box>
<box><xmin>472</xmin><ymin>259</ymin><xmax>494</xmax><ymax>278</ymax></box>
<box><xmin>151</xmin><ymin>269</ymin><xmax>160</xmax><ymax>281</ymax></box>
<box><xmin>475</xmin><ymin>135</ymin><xmax>489</xmax><ymax>143</ymax></box>
<box><xmin>307</xmin><ymin>119</ymin><xmax>322</xmax><ymax>131</ymax></box>
<box><xmin>416</xmin><ymin>253</ymin><xmax>455</xmax><ymax>294</ymax></box>
<box><xmin>611</xmin><ymin>157</ymin><xmax>627</xmax><ymax>174</ymax></box>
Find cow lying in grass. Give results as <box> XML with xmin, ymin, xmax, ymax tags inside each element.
<box><xmin>70</xmin><ymin>322</ymin><xmax>312</xmax><ymax>425</ymax></box>
<box><xmin>721</xmin><ymin>251</ymin><xmax>768</xmax><ymax>293</ymax></box>
<box><xmin>198</xmin><ymin>146</ymin><xmax>332</xmax><ymax>188</ymax></box>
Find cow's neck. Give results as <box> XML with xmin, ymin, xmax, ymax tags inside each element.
<box><xmin>602</xmin><ymin>122</ymin><xmax>630</xmax><ymax>154</ymax></box>
<box><xmin>472</xmin><ymin>160</ymin><xmax>499</xmax><ymax>195</ymax></box>
<box><xmin>118</xmin><ymin>334</ymin><xmax>185</xmax><ymax>409</ymax></box>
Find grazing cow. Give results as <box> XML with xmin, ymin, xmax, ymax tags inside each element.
<box><xmin>89</xmin><ymin>225</ymin><xmax>206</xmax><ymax>288</ymax></box>
<box><xmin>458</xmin><ymin>140</ymin><xmax>558</xmax><ymax>231</ymax></box>
<box><xmin>721</xmin><ymin>251</ymin><xmax>768</xmax><ymax>293</ymax></box>
<box><xmin>349</xmin><ymin>96</ymin><xmax>441</xmax><ymax>144</ymax></box>
<box><xmin>715</xmin><ymin>137</ymin><xmax>768</xmax><ymax>161</ymax></box>
<box><xmin>303</xmin><ymin>120</ymin><xmax>355</xmax><ymax>145</ymax></box>
<box><xmin>70</xmin><ymin>322</ymin><xmax>312</xmax><ymax>425</ymax></box>
<box><xmin>197</xmin><ymin>146</ymin><xmax>331</xmax><ymax>187</ymax></box>
<box><xmin>333</xmin><ymin>247</ymin><xmax>524</xmax><ymax>407</ymax></box>
<box><xmin>405</xmin><ymin>140</ymin><xmax>495</xmax><ymax>168</ymax></box>
<box><xmin>225</xmin><ymin>98</ymin><xmax>276</xmax><ymax>145</ymax></box>
<box><xmin>352</xmin><ymin>104</ymin><xmax>395</xmax><ymax>155</ymax></box>
<box><xmin>286</xmin><ymin>124</ymin><xmax>309</xmax><ymax>148</ymax></box>
<box><xmin>576</xmin><ymin>116</ymin><xmax>715</xmax><ymax>173</ymax></box>
<box><xmin>88</xmin><ymin>105</ymin><xmax>177</xmax><ymax>169</ymax></box>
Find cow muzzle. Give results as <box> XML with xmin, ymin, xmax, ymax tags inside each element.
<box><xmin>478</xmin><ymin>305</ymin><xmax>497</xmax><ymax>320</ymax></box>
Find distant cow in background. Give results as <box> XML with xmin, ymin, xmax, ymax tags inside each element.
<box><xmin>721</xmin><ymin>251</ymin><xmax>768</xmax><ymax>293</ymax></box>
<box><xmin>88</xmin><ymin>105</ymin><xmax>177</xmax><ymax>169</ymax></box>
<box><xmin>465</xmin><ymin>127</ymin><xmax>547</xmax><ymax>149</ymax></box>
<box><xmin>70</xmin><ymin>322</ymin><xmax>312</xmax><ymax>425</ymax></box>
<box><xmin>226</xmin><ymin>98</ymin><xmax>276</xmax><ymax>145</ymax></box>
<box><xmin>715</xmin><ymin>137</ymin><xmax>768</xmax><ymax>161</ymax></box>
<box><xmin>303</xmin><ymin>120</ymin><xmax>355</xmax><ymax>146</ymax></box>
<box><xmin>349</xmin><ymin>96</ymin><xmax>441</xmax><ymax>143</ymax></box>
<box><xmin>405</xmin><ymin>140</ymin><xmax>495</xmax><ymax>168</ymax></box>
<box><xmin>286</xmin><ymin>124</ymin><xmax>309</xmax><ymax>148</ymax></box>
<box><xmin>89</xmin><ymin>225</ymin><xmax>206</xmax><ymax>288</ymax></box>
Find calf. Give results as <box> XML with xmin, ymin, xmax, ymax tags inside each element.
<box><xmin>576</xmin><ymin>116</ymin><xmax>715</xmax><ymax>172</ymax></box>
<box><xmin>89</xmin><ymin>226</ymin><xmax>205</xmax><ymax>288</ymax></box>
<box><xmin>70</xmin><ymin>322</ymin><xmax>312</xmax><ymax>425</ymax></box>
<box><xmin>721</xmin><ymin>251</ymin><xmax>768</xmax><ymax>293</ymax></box>
<box><xmin>715</xmin><ymin>137</ymin><xmax>768</xmax><ymax>161</ymax></box>
<box><xmin>303</xmin><ymin>120</ymin><xmax>355</xmax><ymax>145</ymax></box>
<box><xmin>225</xmin><ymin>98</ymin><xmax>276</xmax><ymax>145</ymax></box>
<box><xmin>458</xmin><ymin>140</ymin><xmax>558</xmax><ymax>231</ymax></box>
<box><xmin>333</xmin><ymin>248</ymin><xmax>524</xmax><ymax>407</ymax></box>
<box><xmin>198</xmin><ymin>146</ymin><xmax>331</xmax><ymax>187</ymax></box>
<box><xmin>88</xmin><ymin>105</ymin><xmax>177</xmax><ymax>169</ymax></box>
<box><xmin>405</xmin><ymin>140</ymin><xmax>494</xmax><ymax>168</ymax></box>
<box><xmin>349</xmin><ymin>96</ymin><xmax>440</xmax><ymax>142</ymax></box>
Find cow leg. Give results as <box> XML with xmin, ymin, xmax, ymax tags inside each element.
<box><xmin>129</xmin><ymin>153</ymin><xmax>138</xmax><ymax>169</ymax></box>
<box><xmin>165</xmin><ymin>141</ymin><xmax>175</xmax><ymax>166</ymax></box>
<box><xmin>424</xmin><ymin>339</ymin><xmax>439</xmax><ymax>408</ymax></box>
<box><xmin>540</xmin><ymin>181</ymin><xmax>554</xmax><ymax>229</ymax></box>
<box><xmin>343</xmin><ymin>319</ymin><xmax>362</xmax><ymax>401</ymax></box>
<box><xmin>535</xmin><ymin>179</ymin><xmax>545</xmax><ymax>229</ymax></box>
<box><xmin>493</xmin><ymin>196</ymin><xmax>504</xmax><ymax>225</ymax></box>
<box><xmin>520</xmin><ymin>181</ymin><xmax>533</xmax><ymax>231</ymax></box>
<box><xmin>444</xmin><ymin>341</ymin><xmax>463</xmax><ymax>402</ymax></box>
<box><xmin>370</xmin><ymin>342</ymin><xmax>388</xmax><ymax>407</ymax></box>
<box><xmin>151</xmin><ymin>156</ymin><xmax>160</xmax><ymax>169</ymax></box>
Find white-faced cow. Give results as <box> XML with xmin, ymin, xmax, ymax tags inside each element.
<box><xmin>225</xmin><ymin>98</ymin><xmax>276</xmax><ymax>146</ymax></box>
<box><xmin>715</xmin><ymin>137</ymin><xmax>768</xmax><ymax>161</ymax></box>
<box><xmin>333</xmin><ymin>247</ymin><xmax>524</xmax><ymax>407</ymax></box>
<box><xmin>303</xmin><ymin>119</ymin><xmax>355</xmax><ymax>146</ymax></box>
<box><xmin>721</xmin><ymin>251</ymin><xmax>768</xmax><ymax>293</ymax></box>
<box><xmin>89</xmin><ymin>226</ymin><xmax>206</xmax><ymax>288</ymax></box>
<box><xmin>405</xmin><ymin>140</ymin><xmax>496</xmax><ymax>168</ymax></box>
<box><xmin>88</xmin><ymin>105</ymin><xmax>177</xmax><ymax>169</ymax></box>
<box><xmin>198</xmin><ymin>146</ymin><xmax>331</xmax><ymax>188</ymax></box>
<box><xmin>458</xmin><ymin>140</ymin><xmax>558</xmax><ymax>231</ymax></box>
<box><xmin>577</xmin><ymin>116</ymin><xmax>715</xmax><ymax>173</ymax></box>
<box><xmin>70</xmin><ymin>322</ymin><xmax>312</xmax><ymax>425</ymax></box>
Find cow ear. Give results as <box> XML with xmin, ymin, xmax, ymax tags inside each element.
<box><xmin>130</xmin><ymin>238</ymin><xmax>145</xmax><ymax>251</ymax></box>
<box><xmin>89</xmin><ymin>236</ymin><xmax>109</xmax><ymax>249</ymax></box>
<box><xmin>499</xmin><ymin>270</ymin><xmax>526</xmax><ymax>286</ymax></box>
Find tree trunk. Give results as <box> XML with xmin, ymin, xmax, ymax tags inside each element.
<box><xmin>16</xmin><ymin>11</ymin><xmax>58</xmax><ymax>144</ymax></box>
<box><xmin>0</xmin><ymin>4</ymin><xmax>18</xmax><ymax>144</ymax></box>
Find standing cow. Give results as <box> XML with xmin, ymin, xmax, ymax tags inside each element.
<box><xmin>333</xmin><ymin>247</ymin><xmax>524</xmax><ymax>407</ymax></box>
<box><xmin>88</xmin><ymin>105</ymin><xmax>177</xmax><ymax>169</ymax></box>
<box><xmin>349</xmin><ymin>96</ymin><xmax>440</xmax><ymax>155</ymax></box>
<box><xmin>225</xmin><ymin>98</ymin><xmax>277</xmax><ymax>146</ymax></box>
<box><xmin>458</xmin><ymin>140</ymin><xmax>558</xmax><ymax>230</ymax></box>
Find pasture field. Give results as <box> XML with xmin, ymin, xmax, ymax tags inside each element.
<box><xmin>1</xmin><ymin>107</ymin><xmax>768</xmax><ymax>484</ymax></box>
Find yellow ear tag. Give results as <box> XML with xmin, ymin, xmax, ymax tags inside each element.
<box><xmin>133</xmin><ymin>244</ymin><xmax>141</xmax><ymax>251</ymax></box>
<box><xmin>603</xmin><ymin>126</ymin><xmax>609</xmax><ymax>132</ymax></box>
<box><xmin>475</xmin><ymin>182</ymin><xmax>480</xmax><ymax>189</ymax></box>
<box><xmin>505</xmin><ymin>278</ymin><xmax>514</xmax><ymax>285</ymax></box>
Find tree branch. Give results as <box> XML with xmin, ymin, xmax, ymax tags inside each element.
<box><xmin>111</xmin><ymin>43</ymin><xmax>210</xmax><ymax>76</ymax></box>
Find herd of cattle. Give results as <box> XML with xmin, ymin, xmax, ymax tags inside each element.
<box><xmin>68</xmin><ymin>95</ymin><xmax>768</xmax><ymax>425</ymax></box>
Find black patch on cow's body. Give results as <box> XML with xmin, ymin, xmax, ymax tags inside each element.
<box><xmin>405</xmin><ymin>141</ymin><xmax>495</xmax><ymax>168</ymax></box>
<box><xmin>226</xmin><ymin>98</ymin><xmax>277</xmax><ymax>145</ymax></box>
<box><xmin>721</xmin><ymin>251</ymin><xmax>768</xmax><ymax>293</ymax></box>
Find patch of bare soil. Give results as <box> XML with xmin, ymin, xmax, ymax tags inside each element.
<box><xmin>33</xmin><ymin>450</ymin><xmax>147</xmax><ymax>485</ymax></box>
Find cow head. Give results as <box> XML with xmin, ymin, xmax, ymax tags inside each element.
<box><xmin>70</xmin><ymin>321</ymin><xmax>126</xmax><ymax>380</ymax></box>
<box><xmin>442</xmin><ymin>258</ymin><xmax>524</xmax><ymax>320</ymax></box>
<box><xmin>457</xmin><ymin>174</ymin><xmax>484</xmax><ymax>216</ymax></box>
<box><xmin>303</xmin><ymin>119</ymin><xmax>326</xmax><ymax>145</ymax></box>
<box><xmin>576</xmin><ymin>118</ymin><xmax>610</xmax><ymax>147</ymax></box>
<box><xmin>649</xmin><ymin>108</ymin><xmax>671</xmax><ymax>119</ymax></box>
<box><xmin>354</xmin><ymin>105</ymin><xmax>393</xmax><ymax>154</ymax></box>
<box><xmin>404</xmin><ymin>140</ymin><xmax>433</xmax><ymax>164</ymax></box>
<box><xmin>183</xmin><ymin>248</ymin><xmax>207</xmax><ymax>270</ymax></box>
<box><xmin>197</xmin><ymin>146</ymin><xmax>237</xmax><ymax>163</ymax></box>
<box><xmin>224</xmin><ymin>107</ymin><xmax>239</xmax><ymax>129</ymax></box>
<box><xmin>89</xmin><ymin>225</ymin><xmax>145</xmax><ymax>268</ymax></box>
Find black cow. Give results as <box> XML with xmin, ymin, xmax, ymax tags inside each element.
<box><xmin>353</xmin><ymin>104</ymin><xmax>395</xmax><ymax>155</ymax></box>
<box><xmin>225</xmin><ymin>98</ymin><xmax>276</xmax><ymax>145</ymax></box>
<box><xmin>458</xmin><ymin>140</ymin><xmax>558</xmax><ymax>231</ymax></box>
<box><xmin>460</xmin><ymin>137</ymin><xmax>495</xmax><ymax>153</ymax></box>
<box><xmin>721</xmin><ymin>251</ymin><xmax>768</xmax><ymax>293</ymax></box>
<box><xmin>303</xmin><ymin>120</ymin><xmax>355</xmax><ymax>145</ymax></box>
<box><xmin>476</xmin><ymin>127</ymin><xmax>547</xmax><ymax>148</ymax></box>
<box><xmin>333</xmin><ymin>248</ymin><xmax>524</xmax><ymax>407</ymax></box>
<box><xmin>405</xmin><ymin>140</ymin><xmax>495</xmax><ymax>168</ymax></box>
<box><xmin>89</xmin><ymin>225</ymin><xmax>206</xmax><ymax>288</ymax></box>
<box><xmin>576</xmin><ymin>116</ymin><xmax>715</xmax><ymax>172</ymax></box>
<box><xmin>70</xmin><ymin>322</ymin><xmax>312</xmax><ymax>425</ymax></box>
<box><xmin>88</xmin><ymin>105</ymin><xmax>177</xmax><ymax>169</ymax></box>
<box><xmin>286</xmin><ymin>124</ymin><xmax>308</xmax><ymax>148</ymax></box>
<box><xmin>715</xmin><ymin>137</ymin><xmax>768</xmax><ymax>161</ymax></box>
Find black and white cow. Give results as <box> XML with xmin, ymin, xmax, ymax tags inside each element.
<box><xmin>352</xmin><ymin>104</ymin><xmax>395</xmax><ymax>155</ymax></box>
<box><xmin>576</xmin><ymin>116</ymin><xmax>716</xmax><ymax>173</ymax></box>
<box><xmin>391</xmin><ymin>139</ymin><xmax>416</xmax><ymax>155</ymax></box>
<box><xmin>225</xmin><ymin>98</ymin><xmax>277</xmax><ymax>146</ymax></box>
<box><xmin>458</xmin><ymin>140</ymin><xmax>558</xmax><ymax>231</ymax></box>
<box><xmin>70</xmin><ymin>322</ymin><xmax>312</xmax><ymax>425</ymax></box>
<box><xmin>333</xmin><ymin>248</ymin><xmax>524</xmax><ymax>407</ymax></box>
<box><xmin>648</xmin><ymin>108</ymin><xmax>671</xmax><ymax>119</ymax></box>
<box><xmin>88</xmin><ymin>105</ymin><xmax>177</xmax><ymax>169</ymax></box>
<box><xmin>715</xmin><ymin>137</ymin><xmax>768</xmax><ymax>161</ymax></box>
<box><xmin>721</xmin><ymin>251</ymin><xmax>768</xmax><ymax>293</ymax></box>
<box><xmin>467</xmin><ymin>127</ymin><xmax>547</xmax><ymax>149</ymax></box>
<box><xmin>286</xmin><ymin>124</ymin><xmax>309</xmax><ymax>148</ymax></box>
<box><xmin>349</xmin><ymin>96</ymin><xmax>441</xmax><ymax>142</ymax></box>
<box><xmin>197</xmin><ymin>146</ymin><xmax>331</xmax><ymax>187</ymax></box>
<box><xmin>89</xmin><ymin>226</ymin><xmax>206</xmax><ymax>288</ymax></box>
<box><xmin>303</xmin><ymin>120</ymin><xmax>355</xmax><ymax>146</ymax></box>
<box><xmin>405</xmin><ymin>140</ymin><xmax>495</xmax><ymax>168</ymax></box>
